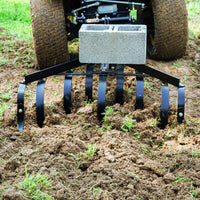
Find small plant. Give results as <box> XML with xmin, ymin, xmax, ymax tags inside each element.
<box><xmin>0</xmin><ymin>102</ymin><xmax>8</xmax><ymax>121</ymax></box>
<box><xmin>0</xmin><ymin>91</ymin><xmax>10</xmax><ymax>100</ymax></box>
<box><xmin>86</xmin><ymin>143</ymin><xmax>98</xmax><ymax>158</ymax></box>
<box><xmin>85</xmin><ymin>99</ymin><xmax>97</xmax><ymax>106</ymax></box>
<box><xmin>141</xmin><ymin>145</ymin><xmax>151</xmax><ymax>153</ymax></box>
<box><xmin>19</xmin><ymin>165</ymin><xmax>53</xmax><ymax>200</ymax></box>
<box><xmin>192</xmin><ymin>68</ymin><xmax>199</xmax><ymax>76</ymax></box>
<box><xmin>189</xmin><ymin>183</ymin><xmax>199</xmax><ymax>198</ymax></box>
<box><xmin>93</xmin><ymin>188</ymin><xmax>102</xmax><ymax>197</ymax></box>
<box><xmin>174</xmin><ymin>174</ymin><xmax>189</xmax><ymax>183</ymax></box>
<box><xmin>121</xmin><ymin>118</ymin><xmax>135</xmax><ymax>132</ymax></box>
<box><xmin>172</xmin><ymin>62</ymin><xmax>182</xmax><ymax>67</ymax></box>
<box><xmin>194</xmin><ymin>82</ymin><xmax>200</xmax><ymax>88</ymax></box>
<box><xmin>150</xmin><ymin>118</ymin><xmax>157</xmax><ymax>129</ymax></box>
<box><xmin>133</xmin><ymin>132</ymin><xmax>141</xmax><ymax>139</ymax></box>
<box><xmin>191</xmin><ymin>149</ymin><xmax>200</xmax><ymax>157</ymax></box>
<box><xmin>102</xmin><ymin>106</ymin><xmax>116</xmax><ymax>123</ymax></box>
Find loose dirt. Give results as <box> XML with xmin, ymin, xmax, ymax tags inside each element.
<box><xmin>0</xmin><ymin>29</ymin><xmax>199</xmax><ymax>200</ymax></box>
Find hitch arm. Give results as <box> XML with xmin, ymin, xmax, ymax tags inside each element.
<box><xmin>24</xmin><ymin>59</ymin><xmax>81</xmax><ymax>84</ymax></box>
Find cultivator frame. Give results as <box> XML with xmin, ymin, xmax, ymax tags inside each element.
<box><xmin>17</xmin><ymin>0</ymin><xmax>187</xmax><ymax>131</ymax></box>
<box><xmin>17</xmin><ymin>59</ymin><xmax>185</xmax><ymax>131</ymax></box>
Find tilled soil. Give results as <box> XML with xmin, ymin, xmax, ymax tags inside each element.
<box><xmin>0</xmin><ymin>30</ymin><xmax>200</xmax><ymax>200</ymax></box>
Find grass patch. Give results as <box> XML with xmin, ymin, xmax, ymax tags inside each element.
<box><xmin>0</xmin><ymin>0</ymin><xmax>32</xmax><ymax>39</ymax></box>
<box><xmin>0</xmin><ymin>102</ymin><xmax>8</xmax><ymax>121</ymax></box>
<box><xmin>186</xmin><ymin>0</ymin><xmax>200</xmax><ymax>39</ymax></box>
<box><xmin>19</xmin><ymin>165</ymin><xmax>53</xmax><ymax>200</ymax></box>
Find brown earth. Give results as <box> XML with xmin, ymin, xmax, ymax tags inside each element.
<box><xmin>0</xmin><ymin>29</ymin><xmax>200</xmax><ymax>200</ymax></box>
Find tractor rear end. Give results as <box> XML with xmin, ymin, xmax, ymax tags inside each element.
<box><xmin>17</xmin><ymin>0</ymin><xmax>188</xmax><ymax>131</ymax></box>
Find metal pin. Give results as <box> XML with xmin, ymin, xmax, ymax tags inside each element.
<box><xmin>18</xmin><ymin>109</ymin><xmax>23</xmax><ymax>113</ymax></box>
<box><xmin>178</xmin><ymin>112</ymin><xmax>183</xmax><ymax>117</ymax></box>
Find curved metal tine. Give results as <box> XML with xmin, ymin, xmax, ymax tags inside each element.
<box><xmin>17</xmin><ymin>83</ymin><xmax>27</xmax><ymax>132</ymax></box>
<box><xmin>85</xmin><ymin>64</ymin><xmax>94</xmax><ymax>101</ymax></box>
<box><xmin>64</xmin><ymin>73</ymin><xmax>73</xmax><ymax>114</ymax></box>
<box><xmin>135</xmin><ymin>72</ymin><xmax>144</xmax><ymax>109</ymax></box>
<box><xmin>116</xmin><ymin>64</ymin><xmax>124</xmax><ymax>105</ymax></box>
<box><xmin>177</xmin><ymin>86</ymin><xmax>185</xmax><ymax>124</ymax></box>
<box><xmin>98</xmin><ymin>72</ymin><xmax>108</xmax><ymax>120</ymax></box>
<box><xmin>160</xmin><ymin>84</ymin><xmax>169</xmax><ymax>126</ymax></box>
<box><xmin>36</xmin><ymin>80</ymin><xmax>46</xmax><ymax>128</ymax></box>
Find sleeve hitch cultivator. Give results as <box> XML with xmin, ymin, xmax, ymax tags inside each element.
<box><xmin>17</xmin><ymin>0</ymin><xmax>188</xmax><ymax>131</ymax></box>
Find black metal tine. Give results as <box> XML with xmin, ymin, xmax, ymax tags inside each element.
<box><xmin>64</xmin><ymin>74</ymin><xmax>73</xmax><ymax>114</ymax></box>
<box><xmin>116</xmin><ymin>64</ymin><xmax>124</xmax><ymax>105</ymax></box>
<box><xmin>177</xmin><ymin>85</ymin><xmax>185</xmax><ymax>124</ymax></box>
<box><xmin>17</xmin><ymin>83</ymin><xmax>27</xmax><ymax>132</ymax></box>
<box><xmin>85</xmin><ymin>64</ymin><xmax>94</xmax><ymax>101</ymax></box>
<box><xmin>36</xmin><ymin>80</ymin><xmax>45</xmax><ymax>128</ymax></box>
<box><xmin>160</xmin><ymin>84</ymin><xmax>169</xmax><ymax>126</ymax></box>
<box><xmin>98</xmin><ymin>72</ymin><xmax>108</xmax><ymax>120</ymax></box>
<box><xmin>135</xmin><ymin>72</ymin><xmax>144</xmax><ymax>109</ymax></box>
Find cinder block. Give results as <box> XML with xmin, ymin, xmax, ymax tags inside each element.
<box><xmin>79</xmin><ymin>24</ymin><xmax>147</xmax><ymax>64</ymax></box>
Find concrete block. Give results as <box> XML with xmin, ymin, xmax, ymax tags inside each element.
<box><xmin>79</xmin><ymin>24</ymin><xmax>147</xmax><ymax>64</ymax></box>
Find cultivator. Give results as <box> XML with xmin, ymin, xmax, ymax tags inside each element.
<box><xmin>17</xmin><ymin>0</ymin><xmax>187</xmax><ymax>131</ymax></box>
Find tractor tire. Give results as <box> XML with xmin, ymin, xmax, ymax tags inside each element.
<box><xmin>147</xmin><ymin>0</ymin><xmax>188</xmax><ymax>60</ymax></box>
<box><xmin>30</xmin><ymin>0</ymin><xmax>69</xmax><ymax>69</ymax></box>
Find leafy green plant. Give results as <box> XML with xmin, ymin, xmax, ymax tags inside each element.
<box><xmin>19</xmin><ymin>165</ymin><xmax>53</xmax><ymax>200</ymax></box>
<box><xmin>86</xmin><ymin>143</ymin><xmax>98</xmax><ymax>158</ymax></box>
<box><xmin>174</xmin><ymin>174</ymin><xmax>189</xmax><ymax>183</ymax></box>
<box><xmin>93</xmin><ymin>188</ymin><xmax>102</xmax><ymax>197</ymax></box>
<box><xmin>121</xmin><ymin>118</ymin><xmax>135</xmax><ymax>132</ymax></box>
<box><xmin>192</xmin><ymin>68</ymin><xmax>199</xmax><ymax>76</ymax></box>
<box><xmin>102</xmin><ymin>106</ymin><xmax>116</xmax><ymax>123</ymax></box>
<box><xmin>133</xmin><ymin>132</ymin><xmax>141</xmax><ymax>139</ymax></box>
<box><xmin>141</xmin><ymin>145</ymin><xmax>151</xmax><ymax>153</ymax></box>
<box><xmin>191</xmin><ymin>149</ymin><xmax>200</xmax><ymax>157</ymax></box>
<box><xmin>189</xmin><ymin>183</ymin><xmax>199</xmax><ymax>198</ymax></box>
<box><xmin>0</xmin><ymin>102</ymin><xmax>8</xmax><ymax>121</ymax></box>
<box><xmin>0</xmin><ymin>91</ymin><xmax>10</xmax><ymax>100</ymax></box>
<box><xmin>85</xmin><ymin>99</ymin><xmax>97</xmax><ymax>106</ymax></box>
<box><xmin>150</xmin><ymin>118</ymin><xmax>158</xmax><ymax>129</ymax></box>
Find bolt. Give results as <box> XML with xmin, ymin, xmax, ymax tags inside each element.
<box><xmin>18</xmin><ymin>109</ymin><xmax>23</xmax><ymax>113</ymax></box>
<box><xmin>178</xmin><ymin>112</ymin><xmax>183</xmax><ymax>117</ymax></box>
<box><xmin>111</xmin><ymin>66</ymin><xmax>115</xmax><ymax>70</ymax></box>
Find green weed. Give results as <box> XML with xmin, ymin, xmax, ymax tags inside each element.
<box><xmin>102</xmin><ymin>106</ymin><xmax>116</xmax><ymax>123</ymax></box>
<box><xmin>0</xmin><ymin>91</ymin><xmax>10</xmax><ymax>100</ymax></box>
<box><xmin>19</xmin><ymin>165</ymin><xmax>53</xmax><ymax>200</ymax></box>
<box><xmin>173</xmin><ymin>62</ymin><xmax>182</xmax><ymax>68</ymax></box>
<box><xmin>174</xmin><ymin>174</ymin><xmax>189</xmax><ymax>183</ymax></box>
<box><xmin>191</xmin><ymin>149</ymin><xmax>200</xmax><ymax>157</ymax></box>
<box><xmin>0</xmin><ymin>102</ymin><xmax>8</xmax><ymax>120</ymax></box>
<box><xmin>93</xmin><ymin>188</ymin><xmax>102</xmax><ymax>197</ymax></box>
<box><xmin>192</xmin><ymin>68</ymin><xmax>199</xmax><ymax>76</ymax></box>
<box><xmin>194</xmin><ymin>82</ymin><xmax>200</xmax><ymax>88</ymax></box>
<box><xmin>86</xmin><ymin>143</ymin><xmax>98</xmax><ymax>158</ymax></box>
<box><xmin>189</xmin><ymin>183</ymin><xmax>199</xmax><ymax>198</ymax></box>
<box><xmin>133</xmin><ymin>132</ymin><xmax>141</xmax><ymax>139</ymax></box>
<box><xmin>141</xmin><ymin>145</ymin><xmax>151</xmax><ymax>153</ymax></box>
<box><xmin>150</xmin><ymin>118</ymin><xmax>157</xmax><ymax>129</ymax></box>
<box><xmin>85</xmin><ymin>100</ymin><xmax>97</xmax><ymax>106</ymax></box>
<box><xmin>121</xmin><ymin>118</ymin><xmax>135</xmax><ymax>132</ymax></box>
